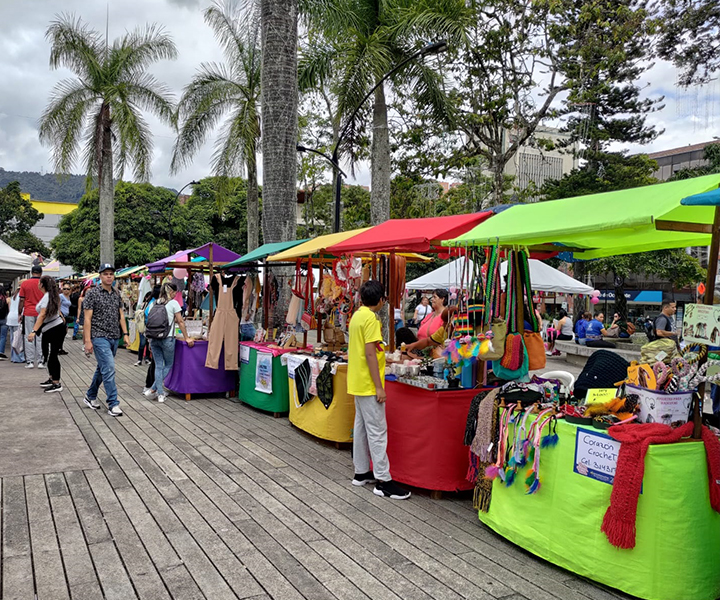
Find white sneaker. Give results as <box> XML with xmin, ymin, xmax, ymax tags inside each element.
<box><xmin>142</xmin><ymin>387</ymin><xmax>151</xmax><ymax>394</ymax></box>
<box><xmin>134</xmin><ymin>360</ymin><xmax>142</xmax><ymax>366</ymax></box>
<box><xmin>37</xmin><ymin>362</ymin><xmax>45</xmax><ymax>369</ymax></box>
<box><xmin>25</xmin><ymin>363</ymin><xmax>35</xmax><ymax>369</ymax></box>
<box><xmin>157</xmin><ymin>394</ymin><xmax>166</xmax><ymax>403</ymax></box>
<box><xmin>144</xmin><ymin>388</ymin><xmax>158</xmax><ymax>400</ymax></box>
<box><xmin>107</xmin><ymin>405</ymin><xmax>123</xmax><ymax>417</ymax></box>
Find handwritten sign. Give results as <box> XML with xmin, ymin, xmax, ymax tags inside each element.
<box><xmin>240</xmin><ymin>345</ymin><xmax>250</xmax><ymax>365</ymax></box>
<box><xmin>574</xmin><ymin>428</ymin><xmax>620</xmax><ymax>485</ymax></box>
<box><xmin>584</xmin><ymin>388</ymin><xmax>617</xmax><ymax>405</ymax></box>
<box><xmin>682</xmin><ymin>303</ymin><xmax>720</xmax><ymax>344</ymax></box>
<box><xmin>255</xmin><ymin>352</ymin><xmax>273</xmax><ymax>394</ymax></box>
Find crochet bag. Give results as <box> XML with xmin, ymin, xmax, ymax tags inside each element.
<box><xmin>501</xmin><ymin>333</ymin><xmax>524</xmax><ymax>370</ymax></box>
<box><xmin>479</xmin><ymin>318</ymin><xmax>506</xmax><ymax>361</ymax></box>
<box><xmin>300</xmin><ymin>258</ymin><xmax>317</xmax><ymax>331</ymax></box>
<box><xmin>492</xmin><ymin>339</ymin><xmax>529</xmax><ymax>380</ymax></box>
<box><xmin>479</xmin><ymin>245</ymin><xmax>506</xmax><ymax>359</ymax></box>
<box><xmin>286</xmin><ymin>259</ymin><xmax>304</xmax><ymax>325</ymax></box>
<box><xmin>515</xmin><ymin>249</ymin><xmax>545</xmax><ymax>371</ymax></box>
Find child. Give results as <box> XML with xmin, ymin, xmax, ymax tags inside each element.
<box><xmin>347</xmin><ymin>280</ymin><xmax>411</xmax><ymax>500</ymax></box>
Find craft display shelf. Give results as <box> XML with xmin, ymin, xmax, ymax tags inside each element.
<box><xmin>238</xmin><ymin>342</ymin><xmax>290</xmax><ymax>416</ymax></box>
<box><xmin>164</xmin><ymin>339</ymin><xmax>237</xmax><ymax>401</ymax></box>
<box><xmin>479</xmin><ymin>417</ymin><xmax>720</xmax><ymax>600</ymax></box>
<box><xmin>385</xmin><ymin>381</ymin><xmax>481</xmax><ymax>497</ymax></box>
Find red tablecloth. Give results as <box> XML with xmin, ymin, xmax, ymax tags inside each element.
<box><xmin>164</xmin><ymin>339</ymin><xmax>236</xmax><ymax>395</ymax></box>
<box><xmin>385</xmin><ymin>381</ymin><xmax>482</xmax><ymax>492</ymax></box>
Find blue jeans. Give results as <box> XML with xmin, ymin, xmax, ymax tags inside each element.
<box><xmin>240</xmin><ymin>323</ymin><xmax>256</xmax><ymax>342</ymax></box>
<box><xmin>8</xmin><ymin>325</ymin><xmax>24</xmax><ymax>362</ymax></box>
<box><xmin>0</xmin><ymin>319</ymin><xmax>7</xmax><ymax>354</ymax></box>
<box><xmin>73</xmin><ymin>316</ymin><xmax>83</xmax><ymax>338</ymax></box>
<box><xmin>87</xmin><ymin>337</ymin><xmax>120</xmax><ymax>408</ymax></box>
<box><xmin>149</xmin><ymin>337</ymin><xmax>176</xmax><ymax>395</ymax></box>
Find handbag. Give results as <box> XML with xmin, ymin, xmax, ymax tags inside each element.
<box><xmin>480</xmin><ymin>318</ymin><xmax>506</xmax><ymax>361</ymax></box>
<box><xmin>11</xmin><ymin>328</ymin><xmax>23</xmax><ymax>354</ymax></box>
<box><xmin>501</xmin><ymin>332</ymin><xmax>525</xmax><ymax>370</ymax></box>
<box><xmin>286</xmin><ymin>259</ymin><xmax>304</xmax><ymax>325</ymax></box>
<box><xmin>300</xmin><ymin>258</ymin><xmax>317</xmax><ymax>331</ymax></box>
<box><xmin>524</xmin><ymin>331</ymin><xmax>546</xmax><ymax>370</ymax></box>
<box><xmin>516</xmin><ymin>249</ymin><xmax>546</xmax><ymax>371</ymax></box>
<box><xmin>492</xmin><ymin>338</ymin><xmax>529</xmax><ymax>380</ymax></box>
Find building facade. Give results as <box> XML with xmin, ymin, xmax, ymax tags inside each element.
<box><xmin>647</xmin><ymin>141</ymin><xmax>714</xmax><ymax>181</ymax></box>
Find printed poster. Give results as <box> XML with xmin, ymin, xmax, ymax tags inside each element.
<box><xmin>240</xmin><ymin>344</ymin><xmax>250</xmax><ymax>365</ymax></box>
<box><xmin>573</xmin><ymin>428</ymin><xmax>620</xmax><ymax>485</ymax></box>
<box><xmin>255</xmin><ymin>352</ymin><xmax>273</xmax><ymax>394</ymax></box>
<box><xmin>682</xmin><ymin>303</ymin><xmax>720</xmax><ymax>344</ymax></box>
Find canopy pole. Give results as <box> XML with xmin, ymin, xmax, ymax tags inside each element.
<box><xmin>695</xmin><ymin>205</ymin><xmax>720</xmax><ymax>438</ymax></box>
<box><xmin>208</xmin><ymin>245</ymin><xmax>215</xmax><ymax>327</ymax></box>
<box><xmin>389</xmin><ymin>251</ymin><xmax>396</xmax><ymax>352</ymax></box>
<box><xmin>263</xmin><ymin>259</ymin><xmax>270</xmax><ymax>336</ymax></box>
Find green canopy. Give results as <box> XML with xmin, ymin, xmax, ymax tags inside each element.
<box><xmin>444</xmin><ymin>174</ymin><xmax>720</xmax><ymax>259</ymax></box>
<box><xmin>221</xmin><ymin>239</ymin><xmax>309</xmax><ymax>268</ymax></box>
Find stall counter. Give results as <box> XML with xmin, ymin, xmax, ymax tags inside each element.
<box><xmin>479</xmin><ymin>417</ymin><xmax>720</xmax><ymax>600</ymax></box>
<box><xmin>164</xmin><ymin>339</ymin><xmax>237</xmax><ymax>400</ymax></box>
<box><xmin>238</xmin><ymin>342</ymin><xmax>291</xmax><ymax>415</ymax></box>
<box><xmin>286</xmin><ymin>355</ymin><xmax>353</xmax><ymax>444</ymax></box>
<box><xmin>385</xmin><ymin>380</ymin><xmax>481</xmax><ymax>493</ymax></box>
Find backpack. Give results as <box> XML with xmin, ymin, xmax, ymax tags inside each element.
<box><xmin>145</xmin><ymin>301</ymin><xmax>171</xmax><ymax>339</ymax></box>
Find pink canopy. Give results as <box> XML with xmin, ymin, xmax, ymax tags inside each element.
<box><xmin>146</xmin><ymin>243</ymin><xmax>241</xmax><ymax>273</ymax></box>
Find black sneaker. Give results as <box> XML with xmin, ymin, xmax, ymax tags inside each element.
<box><xmin>0</xmin><ymin>353</ymin><xmax>8</xmax><ymax>360</ymax></box>
<box><xmin>352</xmin><ymin>471</ymin><xmax>378</xmax><ymax>487</ymax></box>
<box><xmin>373</xmin><ymin>480</ymin><xmax>411</xmax><ymax>500</ymax></box>
<box><xmin>83</xmin><ymin>395</ymin><xmax>102</xmax><ymax>410</ymax></box>
<box><xmin>44</xmin><ymin>383</ymin><xmax>63</xmax><ymax>393</ymax></box>
<box><xmin>57</xmin><ymin>349</ymin><xmax>68</xmax><ymax>355</ymax></box>
<box><xmin>40</xmin><ymin>378</ymin><xmax>54</xmax><ymax>388</ymax></box>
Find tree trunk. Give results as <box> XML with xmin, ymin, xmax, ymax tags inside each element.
<box><xmin>246</xmin><ymin>146</ymin><xmax>259</xmax><ymax>252</ymax></box>
<box><xmin>98</xmin><ymin>103</ymin><xmax>114</xmax><ymax>266</ymax></box>
<box><xmin>491</xmin><ymin>159</ymin><xmax>505</xmax><ymax>207</ymax></box>
<box><xmin>261</xmin><ymin>0</ymin><xmax>298</xmax><ymax>328</ymax></box>
<box><xmin>613</xmin><ymin>273</ymin><xmax>628</xmax><ymax>320</ymax></box>
<box><xmin>370</xmin><ymin>83</ymin><xmax>391</xmax><ymax>226</ymax></box>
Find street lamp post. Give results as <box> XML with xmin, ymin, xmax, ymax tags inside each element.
<box><xmin>298</xmin><ymin>40</ymin><xmax>447</xmax><ymax>233</ymax></box>
<box><xmin>169</xmin><ymin>180</ymin><xmax>200</xmax><ymax>254</ymax></box>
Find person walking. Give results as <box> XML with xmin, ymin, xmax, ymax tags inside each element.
<box><xmin>0</xmin><ymin>284</ymin><xmax>8</xmax><ymax>360</ymax></box>
<box><xmin>28</xmin><ymin>276</ymin><xmax>66</xmax><ymax>393</ymax></box>
<box><xmin>57</xmin><ymin>282</ymin><xmax>72</xmax><ymax>355</ymax></box>
<box><xmin>145</xmin><ymin>282</ymin><xmax>194</xmax><ymax>403</ymax></box>
<box><xmin>6</xmin><ymin>287</ymin><xmax>24</xmax><ymax>363</ymax></box>
<box><xmin>82</xmin><ymin>264</ymin><xmax>130</xmax><ymax>417</ymax></box>
<box><xmin>134</xmin><ymin>290</ymin><xmax>153</xmax><ymax>366</ymax></box>
<box><xmin>19</xmin><ymin>265</ymin><xmax>44</xmax><ymax>369</ymax></box>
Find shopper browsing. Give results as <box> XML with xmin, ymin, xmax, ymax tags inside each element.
<box><xmin>6</xmin><ymin>287</ymin><xmax>24</xmax><ymax>363</ymax></box>
<box><xmin>28</xmin><ymin>276</ymin><xmax>66</xmax><ymax>393</ymax></box>
<box><xmin>82</xmin><ymin>264</ymin><xmax>130</xmax><ymax>416</ymax></box>
<box><xmin>144</xmin><ymin>282</ymin><xmax>194</xmax><ymax>403</ymax></box>
<box><xmin>19</xmin><ymin>265</ymin><xmax>44</xmax><ymax>369</ymax></box>
<box><xmin>347</xmin><ymin>280</ymin><xmax>410</xmax><ymax>500</ymax></box>
<box><xmin>0</xmin><ymin>284</ymin><xmax>8</xmax><ymax>360</ymax></box>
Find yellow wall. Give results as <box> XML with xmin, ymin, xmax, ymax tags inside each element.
<box><xmin>22</xmin><ymin>193</ymin><xmax>78</xmax><ymax>216</ymax></box>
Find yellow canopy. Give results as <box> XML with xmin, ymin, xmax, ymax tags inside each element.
<box><xmin>268</xmin><ymin>228</ymin><xmax>371</xmax><ymax>262</ymax></box>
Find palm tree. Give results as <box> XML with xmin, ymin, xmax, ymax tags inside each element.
<box><xmin>171</xmin><ymin>0</ymin><xmax>262</xmax><ymax>252</ymax></box>
<box><xmin>301</xmin><ymin>0</ymin><xmax>470</xmax><ymax>224</ymax></box>
<box><xmin>39</xmin><ymin>15</ymin><xmax>177</xmax><ymax>265</ymax></box>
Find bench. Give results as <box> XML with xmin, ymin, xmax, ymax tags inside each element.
<box><xmin>555</xmin><ymin>340</ymin><xmax>641</xmax><ymax>367</ymax></box>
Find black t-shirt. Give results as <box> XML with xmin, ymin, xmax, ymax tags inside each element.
<box><xmin>0</xmin><ymin>295</ymin><xmax>8</xmax><ymax>320</ymax></box>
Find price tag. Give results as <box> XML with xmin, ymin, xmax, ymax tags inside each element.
<box><xmin>584</xmin><ymin>388</ymin><xmax>617</xmax><ymax>405</ymax></box>
<box><xmin>223</xmin><ymin>284</ymin><xmax>228</xmax><ymax>293</ymax></box>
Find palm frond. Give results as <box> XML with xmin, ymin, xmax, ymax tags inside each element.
<box><xmin>46</xmin><ymin>13</ymin><xmax>104</xmax><ymax>81</ymax></box>
<box><xmin>298</xmin><ymin>42</ymin><xmax>337</xmax><ymax>93</ymax></box>
<box><xmin>110</xmin><ymin>23</ymin><xmax>178</xmax><ymax>78</ymax></box>
<box><xmin>387</xmin><ymin>0</ymin><xmax>471</xmax><ymax>46</ymax></box>
<box><xmin>111</xmin><ymin>93</ymin><xmax>153</xmax><ymax>182</ymax></box>
<box><xmin>400</xmin><ymin>59</ymin><xmax>455</xmax><ymax>127</ymax></box>
<box><xmin>39</xmin><ymin>78</ymin><xmax>98</xmax><ymax>175</ymax></box>
<box><xmin>171</xmin><ymin>64</ymin><xmax>244</xmax><ymax>173</ymax></box>
<box><xmin>122</xmin><ymin>72</ymin><xmax>176</xmax><ymax>126</ymax></box>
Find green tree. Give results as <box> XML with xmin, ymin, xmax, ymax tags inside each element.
<box><xmin>301</xmin><ymin>0</ymin><xmax>470</xmax><ymax>224</ymax></box>
<box><xmin>39</xmin><ymin>15</ymin><xmax>177</xmax><ymax>266</ymax></box>
<box><xmin>0</xmin><ymin>182</ymin><xmax>50</xmax><ymax>255</ymax></box>
<box><xmin>172</xmin><ymin>0</ymin><xmax>261</xmax><ymax>252</ymax></box>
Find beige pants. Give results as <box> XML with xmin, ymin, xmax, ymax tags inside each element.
<box><xmin>205</xmin><ymin>308</ymin><xmax>239</xmax><ymax>370</ymax></box>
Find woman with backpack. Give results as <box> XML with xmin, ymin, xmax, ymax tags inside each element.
<box><xmin>144</xmin><ymin>282</ymin><xmax>194</xmax><ymax>403</ymax></box>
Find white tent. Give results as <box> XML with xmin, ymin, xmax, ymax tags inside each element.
<box><xmin>406</xmin><ymin>256</ymin><xmax>593</xmax><ymax>295</ymax></box>
<box><xmin>0</xmin><ymin>239</ymin><xmax>32</xmax><ymax>283</ymax></box>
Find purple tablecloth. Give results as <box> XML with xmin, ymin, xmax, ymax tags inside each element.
<box><xmin>164</xmin><ymin>339</ymin><xmax>236</xmax><ymax>395</ymax></box>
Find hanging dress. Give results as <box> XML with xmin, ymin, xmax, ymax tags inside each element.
<box><xmin>205</xmin><ymin>274</ymin><xmax>240</xmax><ymax>370</ymax></box>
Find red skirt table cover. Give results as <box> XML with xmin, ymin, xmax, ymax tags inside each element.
<box><xmin>164</xmin><ymin>339</ymin><xmax>236</xmax><ymax>395</ymax></box>
<box><xmin>385</xmin><ymin>380</ymin><xmax>482</xmax><ymax>492</ymax></box>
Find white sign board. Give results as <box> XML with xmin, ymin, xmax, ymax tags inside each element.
<box><xmin>240</xmin><ymin>345</ymin><xmax>250</xmax><ymax>365</ymax></box>
<box><xmin>573</xmin><ymin>428</ymin><xmax>621</xmax><ymax>485</ymax></box>
<box><xmin>682</xmin><ymin>303</ymin><xmax>720</xmax><ymax>344</ymax></box>
<box><xmin>255</xmin><ymin>352</ymin><xmax>273</xmax><ymax>394</ymax></box>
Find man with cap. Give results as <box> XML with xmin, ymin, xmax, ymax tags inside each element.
<box><xmin>18</xmin><ymin>264</ymin><xmax>45</xmax><ymax>369</ymax></box>
<box><xmin>82</xmin><ymin>264</ymin><xmax>130</xmax><ymax>417</ymax></box>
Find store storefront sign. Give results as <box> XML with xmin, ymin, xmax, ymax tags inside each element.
<box><xmin>598</xmin><ymin>290</ymin><xmax>662</xmax><ymax>304</ymax></box>
<box><xmin>574</xmin><ymin>428</ymin><xmax>620</xmax><ymax>485</ymax></box>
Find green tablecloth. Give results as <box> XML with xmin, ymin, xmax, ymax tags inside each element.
<box><xmin>479</xmin><ymin>418</ymin><xmax>720</xmax><ymax>600</ymax></box>
<box><xmin>238</xmin><ymin>346</ymin><xmax>289</xmax><ymax>413</ymax></box>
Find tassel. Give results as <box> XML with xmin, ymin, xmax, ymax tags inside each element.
<box><xmin>527</xmin><ymin>478</ymin><xmax>541</xmax><ymax>494</ymax></box>
<box><xmin>505</xmin><ymin>468</ymin><xmax>516</xmax><ymax>487</ymax></box>
<box><xmin>484</xmin><ymin>465</ymin><xmax>499</xmax><ymax>479</ymax></box>
<box><xmin>525</xmin><ymin>470</ymin><xmax>536</xmax><ymax>487</ymax></box>
<box><xmin>541</xmin><ymin>433</ymin><xmax>558</xmax><ymax>448</ymax></box>
<box><xmin>497</xmin><ymin>467</ymin><xmax>506</xmax><ymax>482</ymax></box>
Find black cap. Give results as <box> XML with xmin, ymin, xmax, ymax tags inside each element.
<box><xmin>99</xmin><ymin>263</ymin><xmax>115</xmax><ymax>274</ymax></box>
<box><xmin>31</xmin><ymin>265</ymin><xmax>42</xmax><ymax>274</ymax></box>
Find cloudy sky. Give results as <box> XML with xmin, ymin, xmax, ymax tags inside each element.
<box><xmin>0</xmin><ymin>0</ymin><xmax>718</xmax><ymax>193</ymax></box>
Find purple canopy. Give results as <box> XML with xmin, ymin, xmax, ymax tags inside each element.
<box><xmin>146</xmin><ymin>242</ymin><xmax>241</xmax><ymax>273</ymax></box>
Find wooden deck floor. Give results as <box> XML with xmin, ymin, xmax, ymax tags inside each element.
<box><xmin>0</xmin><ymin>338</ymin><xmax>631</xmax><ymax>600</ymax></box>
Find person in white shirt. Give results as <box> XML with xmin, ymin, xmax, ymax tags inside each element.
<box><xmin>5</xmin><ymin>287</ymin><xmax>24</xmax><ymax>362</ymax></box>
<box><xmin>412</xmin><ymin>296</ymin><xmax>432</xmax><ymax>327</ymax></box>
<box><xmin>145</xmin><ymin>282</ymin><xmax>194</xmax><ymax>403</ymax></box>
<box><xmin>27</xmin><ymin>276</ymin><xmax>66</xmax><ymax>393</ymax></box>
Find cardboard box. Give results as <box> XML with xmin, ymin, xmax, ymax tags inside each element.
<box><xmin>626</xmin><ymin>384</ymin><xmax>693</xmax><ymax>426</ymax></box>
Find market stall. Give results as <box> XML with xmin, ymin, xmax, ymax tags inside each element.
<box><xmin>238</xmin><ymin>341</ymin><xmax>293</xmax><ymax>415</ymax></box>
<box><xmin>443</xmin><ymin>173</ymin><xmax>720</xmax><ymax>600</ymax></box>
<box><xmin>164</xmin><ymin>339</ymin><xmax>237</xmax><ymax>400</ymax></box>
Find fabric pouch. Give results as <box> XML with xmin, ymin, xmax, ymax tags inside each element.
<box><xmin>480</xmin><ymin>318</ymin><xmax>506</xmax><ymax>361</ymax></box>
<box><xmin>500</xmin><ymin>333</ymin><xmax>524</xmax><ymax>370</ymax></box>
<box><xmin>523</xmin><ymin>331</ymin><xmax>546</xmax><ymax>371</ymax></box>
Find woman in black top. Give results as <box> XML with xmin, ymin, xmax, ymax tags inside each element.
<box><xmin>28</xmin><ymin>276</ymin><xmax>66</xmax><ymax>393</ymax></box>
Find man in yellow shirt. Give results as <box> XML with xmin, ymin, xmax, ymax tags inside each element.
<box><xmin>347</xmin><ymin>280</ymin><xmax>410</xmax><ymax>500</ymax></box>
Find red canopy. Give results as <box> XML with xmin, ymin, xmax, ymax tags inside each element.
<box><xmin>326</xmin><ymin>212</ymin><xmax>493</xmax><ymax>254</ymax></box>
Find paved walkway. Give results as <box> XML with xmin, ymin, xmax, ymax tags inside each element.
<box><xmin>0</xmin><ymin>338</ymin><xmax>629</xmax><ymax>600</ymax></box>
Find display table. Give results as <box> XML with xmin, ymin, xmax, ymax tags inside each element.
<box><xmin>238</xmin><ymin>342</ymin><xmax>292</xmax><ymax>416</ymax></box>
<box><xmin>285</xmin><ymin>355</ymin><xmax>353</xmax><ymax>444</ymax></box>
<box><xmin>385</xmin><ymin>381</ymin><xmax>481</xmax><ymax>495</ymax></box>
<box><xmin>479</xmin><ymin>418</ymin><xmax>720</xmax><ymax>600</ymax></box>
<box><xmin>164</xmin><ymin>339</ymin><xmax>237</xmax><ymax>400</ymax></box>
